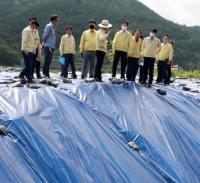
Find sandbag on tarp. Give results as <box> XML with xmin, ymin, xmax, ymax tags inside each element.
<box><xmin>73</xmin><ymin>82</ymin><xmax>200</xmax><ymax>183</ymax></box>
<box><xmin>0</xmin><ymin>88</ymin><xmax>166</xmax><ymax>183</ymax></box>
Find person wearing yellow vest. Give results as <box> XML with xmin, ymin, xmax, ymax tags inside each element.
<box><xmin>141</xmin><ymin>29</ymin><xmax>161</xmax><ymax>88</ymax></box>
<box><xmin>126</xmin><ymin>29</ymin><xmax>143</xmax><ymax>82</ymax></box>
<box><xmin>166</xmin><ymin>40</ymin><xmax>175</xmax><ymax>85</ymax></box>
<box><xmin>138</xmin><ymin>34</ymin><xmax>145</xmax><ymax>83</ymax></box>
<box><xmin>156</xmin><ymin>34</ymin><xmax>173</xmax><ymax>85</ymax></box>
<box><xmin>94</xmin><ymin>20</ymin><xmax>112</xmax><ymax>82</ymax></box>
<box><xmin>112</xmin><ymin>21</ymin><xmax>131</xmax><ymax>79</ymax></box>
<box><xmin>79</xmin><ymin>19</ymin><xmax>97</xmax><ymax>79</ymax></box>
<box><xmin>30</xmin><ymin>19</ymin><xmax>42</xmax><ymax>79</ymax></box>
<box><xmin>19</xmin><ymin>20</ymin><xmax>37</xmax><ymax>83</ymax></box>
<box><xmin>59</xmin><ymin>25</ymin><xmax>77</xmax><ymax>79</ymax></box>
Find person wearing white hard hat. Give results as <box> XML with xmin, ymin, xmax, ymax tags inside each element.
<box><xmin>94</xmin><ymin>20</ymin><xmax>112</xmax><ymax>82</ymax></box>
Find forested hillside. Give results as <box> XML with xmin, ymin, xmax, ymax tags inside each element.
<box><xmin>0</xmin><ymin>0</ymin><xmax>200</xmax><ymax>69</ymax></box>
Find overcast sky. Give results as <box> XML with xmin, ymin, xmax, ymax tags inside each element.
<box><xmin>137</xmin><ymin>0</ymin><xmax>200</xmax><ymax>26</ymax></box>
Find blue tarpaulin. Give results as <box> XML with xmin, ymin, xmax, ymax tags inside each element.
<box><xmin>0</xmin><ymin>82</ymin><xmax>200</xmax><ymax>183</ymax></box>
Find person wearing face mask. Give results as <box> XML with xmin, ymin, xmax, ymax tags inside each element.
<box><xmin>19</xmin><ymin>20</ymin><xmax>38</xmax><ymax>83</ymax></box>
<box><xmin>80</xmin><ymin>19</ymin><xmax>97</xmax><ymax>79</ymax></box>
<box><xmin>94</xmin><ymin>20</ymin><xmax>112</xmax><ymax>82</ymax></box>
<box><xmin>112</xmin><ymin>21</ymin><xmax>132</xmax><ymax>79</ymax></box>
<box><xmin>141</xmin><ymin>29</ymin><xmax>161</xmax><ymax>88</ymax></box>
<box><xmin>126</xmin><ymin>29</ymin><xmax>143</xmax><ymax>82</ymax></box>
<box><xmin>156</xmin><ymin>34</ymin><xmax>173</xmax><ymax>85</ymax></box>
<box><xmin>60</xmin><ymin>25</ymin><xmax>77</xmax><ymax>79</ymax></box>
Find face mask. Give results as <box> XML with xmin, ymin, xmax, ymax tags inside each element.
<box><xmin>122</xmin><ymin>26</ymin><xmax>127</xmax><ymax>31</ymax></box>
<box><xmin>150</xmin><ymin>32</ymin><xmax>155</xmax><ymax>37</ymax></box>
<box><xmin>89</xmin><ymin>25</ymin><xmax>95</xmax><ymax>29</ymax></box>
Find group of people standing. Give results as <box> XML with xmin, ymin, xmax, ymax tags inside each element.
<box><xmin>20</xmin><ymin>15</ymin><xmax>174</xmax><ymax>88</ymax></box>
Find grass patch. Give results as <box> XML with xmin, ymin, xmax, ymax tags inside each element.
<box><xmin>172</xmin><ymin>70</ymin><xmax>200</xmax><ymax>79</ymax></box>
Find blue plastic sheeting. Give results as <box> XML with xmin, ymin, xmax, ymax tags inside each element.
<box><xmin>0</xmin><ymin>82</ymin><xmax>199</xmax><ymax>183</ymax></box>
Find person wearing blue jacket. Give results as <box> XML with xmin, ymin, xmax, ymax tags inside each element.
<box><xmin>42</xmin><ymin>15</ymin><xmax>59</xmax><ymax>78</ymax></box>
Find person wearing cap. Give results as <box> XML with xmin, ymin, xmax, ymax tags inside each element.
<box><xmin>42</xmin><ymin>14</ymin><xmax>59</xmax><ymax>78</ymax></box>
<box><xmin>94</xmin><ymin>20</ymin><xmax>112</xmax><ymax>82</ymax></box>
<box><xmin>112</xmin><ymin>21</ymin><xmax>132</xmax><ymax>79</ymax></box>
<box><xmin>141</xmin><ymin>29</ymin><xmax>161</xmax><ymax>88</ymax></box>
<box><xmin>24</xmin><ymin>17</ymin><xmax>41</xmax><ymax>79</ymax></box>
<box><xmin>31</xmin><ymin>21</ymin><xmax>42</xmax><ymax>79</ymax></box>
<box><xmin>59</xmin><ymin>25</ymin><xmax>77</xmax><ymax>79</ymax></box>
<box><xmin>19</xmin><ymin>20</ymin><xmax>38</xmax><ymax>83</ymax></box>
<box><xmin>79</xmin><ymin>19</ymin><xmax>97</xmax><ymax>79</ymax></box>
<box><xmin>156</xmin><ymin>34</ymin><xmax>173</xmax><ymax>85</ymax></box>
<box><xmin>126</xmin><ymin>29</ymin><xmax>143</xmax><ymax>82</ymax></box>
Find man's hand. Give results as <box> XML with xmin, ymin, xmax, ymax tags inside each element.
<box><xmin>140</xmin><ymin>57</ymin><xmax>144</xmax><ymax>62</ymax></box>
<box><xmin>24</xmin><ymin>50</ymin><xmax>29</xmax><ymax>55</ymax></box>
<box><xmin>41</xmin><ymin>42</ymin><xmax>45</xmax><ymax>48</ymax></box>
<box><xmin>106</xmin><ymin>30</ymin><xmax>111</xmax><ymax>35</ymax></box>
<box><xmin>169</xmin><ymin>61</ymin><xmax>173</xmax><ymax>67</ymax></box>
<box><xmin>80</xmin><ymin>52</ymin><xmax>83</xmax><ymax>58</ymax></box>
<box><xmin>49</xmin><ymin>48</ymin><xmax>53</xmax><ymax>53</ymax></box>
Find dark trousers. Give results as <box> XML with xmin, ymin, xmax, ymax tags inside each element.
<box><xmin>166</xmin><ymin>63</ymin><xmax>172</xmax><ymax>85</ymax></box>
<box><xmin>94</xmin><ymin>50</ymin><xmax>105</xmax><ymax>81</ymax></box>
<box><xmin>19</xmin><ymin>51</ymin><xmax>33</xmax><ymax>81</ymax></box>
<box><xmin>32</xmin><ymin>53</ymin><xmax>41</xmax><ymax>78</ymax></box>
<box><xmin>61</xmin><ymin>54</ymin><xmax>76</xmax><ymax>78</ymax></box>
<box><xmin>43</xmin><ymin>47</ymin><xmax>54</xmax><ymax>77</ymax></box>
<box><xmin>139</xmin><ymin>66</ymin><xmax>144</xmax><ymax>83</ymax></box>
<box><xmin>143</xmin><ymin>57</ymin><xmax>155</xmax><ymax>85</ymax></box>
<box><xmin>112</xmin><ymin>50</ymin><xmax>127</xmax><ymax>78</ymax></box>
<box><xmin>126</xmin><ymin>57</ymin><xmax>139</xmax><ymax>81</ymax></box>
<box><xmin>156</xmin><ymin>61</ymin><xmax>168</xmax><ymax>84</ymax></box>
